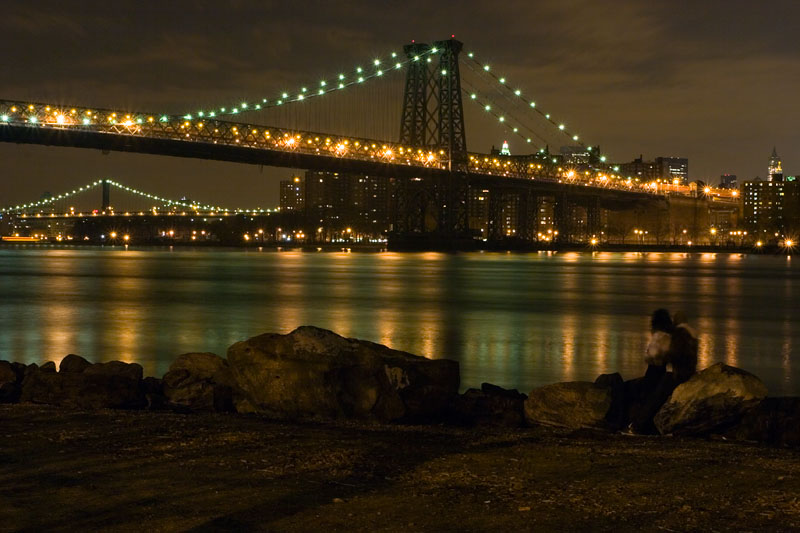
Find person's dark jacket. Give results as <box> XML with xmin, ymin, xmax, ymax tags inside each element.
<box><xmin>669</xmin><ymin>323</ymin><xmax>698</xmax><ymax>384</ymax></box>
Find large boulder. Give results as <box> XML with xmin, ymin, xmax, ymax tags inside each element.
<box><xmin>524</xmin><ymin>381</ymin><xmax>622</xmax><ymax>430</ymax></box>
<box><xmin>654</xmin><ymin>363</ymin><xmax>768</xmax><ymax>436</ymax></box>
<box><xmin>227</xmin><ymin>326</ymin><xmax>460</xmax><ymax>422</ymax></box>
<box><xmin>724</xmin><ymin>397</ymin><xmax>800</xmax><ymax>447</ymax></box>
<box><xmin>162</xmin><ymin>352</ymin><xmax>236</xmax><ymax>412</ymax></box>
<box><xmin>20</xmin><ymin>357</ymin><xmax>145</xmax><ymax>409</ymax></box>
<box><xmin>59</xmin><ymin>354</ymin><xmax>92</xmax><ymax>374</ymax></box>
<box><xmin>450</xmin><ymin>383</ymin><xmax>527</xmax><ymax>427</ymax></box>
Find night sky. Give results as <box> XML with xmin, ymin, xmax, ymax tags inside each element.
<box><xmin>1</xmin><ymin>0</ymin><xmax>799</xmax><ymax>209</ymax></box>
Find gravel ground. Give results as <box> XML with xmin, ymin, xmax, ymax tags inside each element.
<box><xmin>1</xmin><ymin>404</ymin><xmax>799</xmax><ymax>532</ymax></box>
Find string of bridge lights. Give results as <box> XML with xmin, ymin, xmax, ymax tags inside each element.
<box><xmin>103</xmin><ymin>180</ymin><xmax>232</xmax><ymax>212</ymax></box>
<box><xmin>0</xmin><ymin>180</ymin><xmax>104</xmax><ymax>213</ymax></box>
<box><xmin>181</xmin><ymin>46</ymin><xmax>440</xmax><ymax>121</ymax></box>
<box><xmin>463</xmin><ymin>50</ymin><xmax>619</xmax><ymax>172</ymax></box>
<box><xmin>0</xmin><ymin>179</ymin><xmax>276</xmax><ymax>215</ymax></box>
<box><xmin>460</xmin><ymin>77</ymin><xmax>545</xmax><ymax>149</ymax></box>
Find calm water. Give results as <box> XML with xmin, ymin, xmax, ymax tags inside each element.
<box><xmin>0</xmin><ymin>247</ymin><xmax>797</xmax><ymax>395</ymax></box>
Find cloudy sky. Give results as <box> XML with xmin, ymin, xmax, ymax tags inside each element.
<box><xmin>1</xmin><ymin>0</ymin><xmax>798</xmax><ymax>208</ymax></box>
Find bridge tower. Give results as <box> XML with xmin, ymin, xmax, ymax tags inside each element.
<box><xmin>396</xmin><ymin>38</ymin><xmax>469</xmax><ymax>242</ymax></box>
<box><xmin>101</xmin><ymin>179</ymin><xmax>110</xmax><ymax>211</ymax></box>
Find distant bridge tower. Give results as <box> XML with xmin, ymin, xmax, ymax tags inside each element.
<box><xmin>397</xmin><ymin>38</ymin><xmax>469</xmax><ymax>240</ymax></box>
<box><xmin>102</xmin><ymin>179</ymin><xmax>110</xmax><ymax>210</ymax></box>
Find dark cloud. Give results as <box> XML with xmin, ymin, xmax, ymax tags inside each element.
<box><xmin>1</xmin><ymin>0</ymin><xmax>799</xmax><ymax>208</ymax></box>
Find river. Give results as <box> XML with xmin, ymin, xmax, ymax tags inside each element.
<box><xmin>0</xmin><ymin>246</ymin><xmax>797</xmax><ymax>394</ymax></box>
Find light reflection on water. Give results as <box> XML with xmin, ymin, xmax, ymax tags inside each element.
<box><xmin>0</xmin><ymin>247</ymin><xmax>798</xmax><ymax>395</ymax></box>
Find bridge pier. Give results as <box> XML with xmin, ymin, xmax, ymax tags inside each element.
<box><xmin>586</xmin><ymin>195</ymin><xmax>601</xmax><ymax>241</ymax></box>
<box><xmin>517</xmin><ymin>189</ymin><xmax>539</xmax><ymax>242</ymax></box>
<box><xmin>554</xmin><ymin>194</ymin><xmax>573</xmax><ymax>244</ymax></box>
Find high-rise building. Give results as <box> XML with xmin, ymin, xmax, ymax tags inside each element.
<box><xmin>719</xmin><ymin>174</ymin><xmax>738</xmax><ymax>189</ymax></box>
<box><xmin>742</xmin><ymin>178</ymin><xmax>785</xmax><ymax>232</ymax></box>
<box><xmin>279</xmin><ymin>176</ymin><xmax>305</xmax><ymax>211</ymax></box>
<box><xmin>655</xmin><ymin>157</ymin><xmax>689</xmax><ymax>184</ymax></box>
<box><xmin>303</xmin><ymin>171</ymin><xmax>394</xmax><ymax>239</ymax></box>
<box><xmin>619</xmin><ymin>156</ymin><xmax>658</xmax><ymax>181</ymax></box>
<box><xmin>768</xmin><ymin>147</ymin><xmax>783</xmax><ymax>182</ymax></box>
<box><xmin>560</xmin><ymin>145</ymin><xmax>593</xmax><ymax>166</ymax></box>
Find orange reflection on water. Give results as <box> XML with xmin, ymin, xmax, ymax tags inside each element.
<box><xmin>723</xmin><ymin>316</ymin><xmax>739</xmax><ymax>367</ymax></box>
<box><xmin>327</xmin><ymin>253</ymin><xmax>354</xmax><ymax>339</ymax></box>
<box><xmin>275</xmin><ymin>252</ymin><xmax>304</xmax><ymax>332</ymax></box>
<box><xmin>560</xmin><ymin>313</ymin><xmax>578</xmax><ymax>381</ymax></box>
<box><xmin>592</xmin><ymin>313</ymin><xmax>611</xmax><ymax>377</ymax></box>
<box><xmin>101</xmin><ymin>265</ymin><xmax>147</xmax><ymax>364</ymax></box>
<box><xmin>696</xmin><ymin>316</ymin><xmax>715</xmax><ymax>369</ymax></box>
<box><xmin>40</xmin><ymin>263</ymin><xmax>78</xmax><ymax>364</ymax></box>
<box><xmin>417</xmin><ymin>308</ymin><xmax>439</xmax><ymax>360</ymax></box>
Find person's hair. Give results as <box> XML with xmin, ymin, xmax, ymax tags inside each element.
<box><xmin>651</xmin><ymin>308</ymin><xmax>673</xmax><ymax>333</ymax></box>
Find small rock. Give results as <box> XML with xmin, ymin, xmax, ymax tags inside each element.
<box><xmin>524</xmin><ymin>381</ymin><xmax>621</xmax><ymax>430</ymax></box>
<box><xmin>39</xmin><ymin>361</ymin><xmax>57</xmax><ymax>373</ymax></box>
<box><xmin>332</xmin><ymin>498</ymin><xmax>345</xmax><ymax>504</ymax></box>
<box><xmin>84</xmin><ymin>361</ymin><xmax>143</xmax><ymax>381</ymax></box>
<box><xmin>449</xmin><ymin>383</ymin><xmax>527</xmax><ymax>427</ymax></box>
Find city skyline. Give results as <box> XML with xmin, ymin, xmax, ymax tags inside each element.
<box><xmin>1</xmin><ymin>1</ymin><xmax>799</xmax><ymax>208</ymax></box>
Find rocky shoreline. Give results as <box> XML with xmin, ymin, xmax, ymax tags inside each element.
<box><xmin>3</xmin><ymin>326</ymin><xmax>800</xmax><ymax>530</ymax></box>
<box><xmin>2</xmin><ymin>326</ymin><xmax>798</xmax><ymax>447</ymax></box>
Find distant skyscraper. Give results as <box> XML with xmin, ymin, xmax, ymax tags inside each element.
<box><xmin>500</xmin><ymin>141</ymin><xmax>511</xmax><ymax>156</ymax></box>
<box><xmin>279</xmin><ymin>176</ymin><xmax>305</xmax><ymax>211</ymax></box>
<box><xmin>768</xmin><ymin>147</ymin><xmax>783</xmax><ymax>182</ymax></box>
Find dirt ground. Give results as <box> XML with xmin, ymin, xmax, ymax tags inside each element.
<box><xmin>1</xmin><ymin>405</ymin><xmax>799</xmax><ymax>532</ymax></box>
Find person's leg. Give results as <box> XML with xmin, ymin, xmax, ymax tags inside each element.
<box><xmin>628</xmin><ymin>365</ymin><xmax>666</xmax><ymax>432</ymax></box>
<box><xmin>637</xmin><ymin>373</ymin><xmax>677</xmax><ymax>433</ymax></box>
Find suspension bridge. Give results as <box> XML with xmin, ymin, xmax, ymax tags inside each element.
<box><xmin>0</xmin><ymin>38</ymin><xmax>736</xmax><ymax>244</ymax></box>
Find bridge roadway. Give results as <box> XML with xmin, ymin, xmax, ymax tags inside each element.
<box><xmin>0</xmin><ymin>99</ymin><xmax>663</xmax><ymax>208</ymax></box>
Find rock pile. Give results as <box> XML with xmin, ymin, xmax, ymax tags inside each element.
<box><xmin>1</xmin><ymin>327</ymin><xmax>797</xmax><ymax>447</ymax></box>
